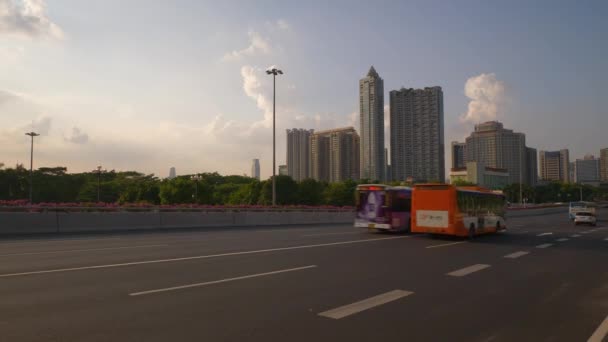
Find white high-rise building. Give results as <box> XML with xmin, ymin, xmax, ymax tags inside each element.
<box><xmin>390</xmin><ymin>86</ymin><xmax>445</xmax><ymax>182</ymax></box>
<box><xmin>251</xmin><ymin>159</ymin><xmax>260</xmax><ymax>180</ymax></box>
<box><xmin>286</xmin><ymin>128</ymin><xmax>313</xmax><ymax>181</ymax></box>
<box><xmin>359</xmin><ymin>66</ymin><xmax>385</xmax><ymax>181</ymax></box>
<box><xmin>169</xmin><ymin>167</ymin><xmax>176</xmax><ymax>179</ymax></box>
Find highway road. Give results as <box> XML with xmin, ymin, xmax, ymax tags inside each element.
<box><xmin>1</xmin><ymin>209</ymin><xmax>607</xmax><ymax>342</ymax></box>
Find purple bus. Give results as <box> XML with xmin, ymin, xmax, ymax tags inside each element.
<box><xmin>354</xmin><ymin>184</ymin><xmax>413</xmax><ymax>233</ymax></box>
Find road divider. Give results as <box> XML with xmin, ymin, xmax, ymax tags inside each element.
<box><xmin>0</xmin><ymin>244</ymin><xmax>168</xmax><ymax>257</ymax></box>
<box><xmin>318</xmin><ymin>290</ymin><xmax>413</xmax><ymax>319</ymax></box>
<box><xmin>447</xmin><ymin>264</ymin><xmax>490</xmax><ymax>277</ymax></box>
<box><xmin>130</xmin><ymin>265</ymin><xmax>317</xmax><ymax>296</ymax></box>
<box><xmin>0</xmin><ymin>236</ymin><xmax>409</xmax><ymax>278</ymax></box>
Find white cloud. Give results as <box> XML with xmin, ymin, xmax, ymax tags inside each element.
<box><xmin>0</xmin><ymin>0</ymin><xmax>64</xmax><ymax>39</ymax></box>
<box><xmin>64</xmin><ymin>126</ymin><xmax>89</xmax><ymax>144</ymax></box>
<box><xmin>222</xmin><ymin>30</ymin><xmax>271</xmax><ymax>61</ymax></box>
<box><xmin>460</xmin><ymin>73</ymin><xmax>506</xmax><ymax>124</ymax></box>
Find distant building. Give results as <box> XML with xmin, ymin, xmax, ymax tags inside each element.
<box><xmin>451</xmin><ymin>142</ymin><xmax>467</xmax><ymax>169</ymax></box>
<box><xmin>169</xmin><ymin>167</ymin><xmax>176</xmax><ymax>179</ymax></box>
<box><xmin>390</xmin><ymin>86</ymin><xmax>445</xmax><ymax>182</ymax></box>
<box><xmin>310</xmin><ymin>127</ymin><xmax>360</xmax><ymax>182</ymax></box>
<box><xmin>384</xmin><ymin>148</ymin><xmax>390</xmax><ymax>182</ymax></box>
<box><xmin>449</xmin><ymin>161</ymin><xmax>509</xmax><ymax>190</ymax></box>
<box><xmin>286</xmin><ymin>128</ymin><xmax>313</xmax><ymax>181</ymax></box>
<box><xmin>250</xmin><ymin>159</ymin><xmax>260</xmax><ymax>180</ymax></box>
<box><xmin>278</xmin><ymin>165</ymin><xmax>288</xmax><ymax>176</ymax></box>
<box><xmin>539</xmin><ymin>149</ymin><xmax>570</xmax><ymax>183</ymax></box>
<box><xmin>359</xmin><ymin>66</ymin><xmax>385</xmax><ymax>181</ymax></box>
<box><xmin>601</xmin><ymin>148</ymin><xmax>608</xmax><ymax>182</ymax></box>
<box><xmin>569</xmin><ymin>162</ymin><xmax>575</xmax><ymax>184</ymax></box>
<box><xmin>465</xmin><ymin>121</ymin><xmax>530</xmax><ymax>185</ymax></box>
<box><xmin>526</xmin><ymin>147</ymin><xmax>538</xmax><ymax>186</ymax></box>
<box><xmin>575</xmin><ymin>155</ymin><xmax>600</xmax><ymax>185</ymax></box>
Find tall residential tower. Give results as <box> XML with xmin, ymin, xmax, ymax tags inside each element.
<box><xmin>250</xmin><ymin>159</ymin><xmax>260</xmax><ymax>180</ymax></box>
<box><xmin>310</xmin><ymin>127</ymin><xmax>360</xmax><ymax>182</ymax></box>
<box><xmin>286</xmin><ymin>128</ymin><xmax>313</xmax><ymax>181</ymax></box>
<box><xmin>359</xmin><ymin>66</ymin><xmax>385</xmax><ymax>181</ymax></box>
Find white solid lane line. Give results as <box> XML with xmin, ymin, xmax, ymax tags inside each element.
<box><xmin>0</xmin><ymin>236</ymin><xmax>408</xmax><ymax>278</ymax></box>
<box><xmin>318</xmin><ymin>290</ymin><xmax>413</xmax><ymax>319</ymax></box>
<box><xmin>447</xmin><ymin>264</ymin><xmax>490</xmax><ymax>277</ymax></box>
<box><xmin>302</xmin><ymin>232</ymin><xmax>360</xmax><ymax>237</ymax></box>
<box><xmin>0</xmin><ymin>244</ymin><xmax>168</xmax><ymax>257</ymax></box>
<box><xmin>556</xmin><ymin>238</ymin><xmax>569</xmax><ymax>242</ymax></box>
<box><xmin>537</xmin><ymin>232</ymin><xmax>553</xmax><ymax>237</ymax></box>
<box><xmin>504</xmin><ymin>251</ymin><xmax>529</xmax><ymax>259</ymax></box>
<box><xmin>588</xmin><ymin>314</ymin><xmax>608</xmax><ymax>342</ymax></box>
<box><xmin>130</xmin><ymin>265</ymin><xmax>317</xmax><ymax>296</ymax></box>
<box><xmin>426</xmin><ymin>241</ymin><xmax>468</xmax><ymax>249</ymax></box>
<box><xmin>536</xmin><ymin>243</ymin><xmax>553</xmax><ymax>249</ymax></box>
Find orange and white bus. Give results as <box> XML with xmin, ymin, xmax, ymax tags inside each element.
<box><xmin>411</xmin><ymin>184</ymin><xmax>507</xmax><ymax>238</ymax></box>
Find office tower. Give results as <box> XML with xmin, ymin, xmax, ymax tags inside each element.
<box><xmin>169</xmin><ymin>167</ymin><xmax>176</xmax><ymax>179</ymax></box>
<box><xmin>465</xmin><ymin>121</ymin><xmax>527</xmax><ymax>185</ymax></box>
<box><xmin>452</xmin><ymin>142</ymin><xmax>467</xmax><ymax>169</ymax></box>
<box><xmin>390</xmin><ymin>86</ymin><xmax>445</xmax><ymax>182</ymax></box>
<box><xmin>251</xmin><ymin>159</ymin><xmax>260</xmax><ymax>180</ymax></box>
<box><xmin>539</xmin><ymin>149</ymin><xmax>570</xmax><ymax>183</ymax></box>
<box><xmin>601</xmin><ymin>148</ymin><xmax>608</xmax><ymax>182</ymax></box>
<box><xmin>310</xmin><ymin>127</ymin><xmax>360</xmax><ymax>182</ymax></box>
<box><xmin>286</xmin><ymin>128</ymin><xmax>313</xmax><ymax>181</ymax></box>
<box><xmin>575</xmin><ymin>155</ymin><xmax>600</xmax><ymax>184</ymax></box>
<box><xmin>526</xmin><ymin>147</ymin><xmax>538</xmax><ymax>186</ymax></box>
<box><xmin>278</xmin><ymin>165</ymin><xmax>288</xmax><ymax>176</ymax></box>
<box><xmin>359</xmin><ymin>66</ymin><xmax>385</xmax><ymax>181</ymax></box>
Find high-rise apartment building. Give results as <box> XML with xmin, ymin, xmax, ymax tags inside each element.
<box><xmin>601</xmin><ymin>148</ymin><xmax>608</xmax><ymax>182</ymax></box>
<box><xmin>539</xmin><ymin>149</ymin><xmax>570</xmax><ymax>183</ymax></box>
<box><xmin>465</xmin><ymin>121</ymin><xmax>530</xmax><ymax>185</ymax></box>
<box><xmin>390</xmin><ymin>86</ymin><xmax>445</xmax><ymax>182</ymax></box>
<box><xmin>451</xmin><ymin>142</ymin><xmax>467</xmax><ymax>169</ymax></box>
<box><xmin>169</xmin><ymin>167</ymin><xmax>176</xmax><ymax>179</ymax></box>
<box><xmin>575</xmin><ymin>155</ymin><xmax>600</xmax><ymax>184</ymax></box>
<box><xmin>359</xmin><ymin>66</ymin><xmax>385</xmax><ymax>181</ymax></box>
<box><xmin>250</xmin><ymin>159</ymin><xmax>260</xmax><ymax>180</ymax></box>
<box><xmin>310</xmin><ymin>127</ymin><xmax>360</xmax><ymax>182</ymax></box>
<box><xmin>286</xmin><ymin>128</ymin><xmax>313</xmax><ymax>181</ymax></box>
<box><xmin>526</xmin><ymin>147</ymin><xmax>538</xmax><ymax>186</ymax></box>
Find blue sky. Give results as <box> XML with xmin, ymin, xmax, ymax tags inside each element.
<box><xmin>0</xmin><ymin>0</ymin><xmax>606</xmax><ymax>178</ymax></box>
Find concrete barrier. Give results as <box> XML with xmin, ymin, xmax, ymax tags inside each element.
<box><xmin>0</xmin><ymin>210</ymin><xmax>355</xmax><ymax>236</ymax></box>
<box><xmin>507</xmin><ymin>206</ymin><xmax>567</xmax><ymax>218</ymax></box>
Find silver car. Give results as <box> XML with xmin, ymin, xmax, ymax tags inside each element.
<box><xmin>574</xmin><ymin>212</ymin><xmax>597</xmax><ymax>226</ymax></box>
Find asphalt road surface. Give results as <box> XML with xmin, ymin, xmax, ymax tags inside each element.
<box><xmin>1</xmin><ymin>209</ymin><xmax>607</xmax><ymax>342</ymax></box>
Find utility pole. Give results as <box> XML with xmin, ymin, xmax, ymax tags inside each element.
<box><xmin>266</xmin><ymin>67</ymin><xmax>283</xmax><ymax>206</ymax></box>
<box><xmin>25</xmin><ymin>132</ymin><xmax>40</xmax><ymax>204</ymax></box>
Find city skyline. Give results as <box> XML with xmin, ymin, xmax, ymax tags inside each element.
<box><xmin>0</xmin><ymin>1</ymin><xmax>606</xmax><ymax>179</ymax></box>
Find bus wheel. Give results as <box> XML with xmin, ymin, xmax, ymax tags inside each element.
<box><xmin>468</xmin><ymin>224</ymin><xmax>476</xmax><ymax>241</ymax></box>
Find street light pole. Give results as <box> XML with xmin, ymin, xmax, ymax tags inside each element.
<box><xmin>25</xmin><ymin>131</ymin><xmax>40</xmax><ymax>204</ymax></box>
<box><xmin>266</xmin><ymin>67</ymin><xmax>283</xmax><ymax>206</ymax></box>
<box><xmin>97</xmin><ymin>166</ymin><xmax>102</xmax><ymax>202</ymax></box>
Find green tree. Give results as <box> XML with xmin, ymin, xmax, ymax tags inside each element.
<box><xmin>258</xmin><ymin>175</ymin><xmax>298</xmax><ymax>205</ymax></box>
<box><xmin>297</xmin><ymin>178</ymin><xmax>325</xmax><ymax>205</ymax></box>
<box><xmin>323</xmin><ymin>179</ymin><xmax>357</xmax><ymax>206</ymax></box>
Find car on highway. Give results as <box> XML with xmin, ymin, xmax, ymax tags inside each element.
<box><xmin>573</xmin><ymin>212</ymin><xmax>597</xmax><ymax>226</ymax></box>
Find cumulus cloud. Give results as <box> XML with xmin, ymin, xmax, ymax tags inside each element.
<box><xmin>64</xmin><ymin>126</ymin><xmax>89</xmax><ymax>144</ymax></box>
<box><xmin>28</xmin><ymin>115</ymin><xmax>51</xmax><ymax>135</ymax></box>
<box><xmin>222</xmin><ymin>30</ymin><xmax>271</xmax><ymax>61</ymax></box>
<box><xmin>0</xmin><ymin>0</ymin><xmax>64</xmax><ymax>39</ymax></box>
<box><xmin>460</xmin><ymin>73</ymin><xmax>506</xmax><ymax>124</ymax></box>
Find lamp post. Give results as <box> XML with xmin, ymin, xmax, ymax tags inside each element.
<box><xmin>25</xmin><ymin>131</ymin><xmax>40</xmax><ymax>204</ymax></box>
<box><xmin>191</xmin><ymin>174</ymin><xmax>201</xmax><ymax>203</ymax></box>
<box><xmin>266</xmin><ymin>67</ymin><xmax>283</xmax><ymax>206</ymax></box>
<box><xmin>94</xmin><ymin>166</ymin><xmax>106</xmax><ymax>202</ymax></box>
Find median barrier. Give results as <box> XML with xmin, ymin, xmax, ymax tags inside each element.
<box><xmin>57</xmin><ymin>212</ymin><xmax>160</xmax><ymax>233</ymax></box>
<box><xmin>0</xmin><ymin>212</ymin><xmax>58</xmax><ymax>234</ymax></box>
<box><xmin>506</xmin><ymin>206</ymin><xmax>567</xmax><ymax>218</ymax></box>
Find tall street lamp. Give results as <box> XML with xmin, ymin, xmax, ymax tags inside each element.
<box><xmin>25</xmin><ymin>131</ymin><xmax>40</xmax><ymax>204</ymax></box>
<box><xmin>266</xmin><ymin>67</ymin><xmax>283</xmax><ymax>206</ymax></box>
<box><xmin>94</xmin><ymin>166</ymin><xmax>106</xmax><ymax>202</ymax></box>
<box><xmin>191</xmin><ymin>174</ymin><xmax>202</xmax><ymax>203</ymax></box>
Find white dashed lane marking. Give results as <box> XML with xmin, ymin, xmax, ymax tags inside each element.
<box><xmin>447</xmin><ymin>264</ymin><xmax>490</xmax><ymax>277</ymax></box>
<box><xmin>536</xmin><ymin>243</ymin><xmax>553</xmax><ymax>249</ymax></box>
<box><xmin>504</xmin><ymin>251</ymin><xmax>529</xmax><ymax>259</ymax></box>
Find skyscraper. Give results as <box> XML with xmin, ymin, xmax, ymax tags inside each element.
<box><xmin>286</xmin><ymin>128</ymin><xmax>313</xmax><ymax>181</ymax></box>
<box><xmin>575</xmin><ymin>155</ymin><xmax>600</xmax><ymax>184</ymax></box>
<box><xmin>251</xmin><ymin>159</ymin><xmax>260</xmax><ymax>180</ymax></box>
<box><xmin>465</xmin><ymin>121</ymin><xmax>529</xmax><ymax>185</ymax></box>
<box><xmin>526</xmin><ymin>147</ymin><xmax>538</xmax><ymax>186</ymax></box>
<box><xmin>359</xmin><ymin>66</ymin><xmax>385</xmax><ymax>181</ymax></box>
<box><xmin>451</xmin><ymin>142</ymin><xmax>467</xmax><ymax>169</ymax></box>
<box><xmin>169</xmin><ymin>167</ymin><xmax>176</xmax><ymax>179</ymax></box>
<box><xmin>601</xmin><ymin>148</ymin><xmax>608</xmax><ymax>182</ymax></box>
<box><xmin>389</xmin><ymin>86</ymin><xmax>445</xmax><ymax>182</ymax></box>
<box><xmin>539</xmin><ymin>149</ymin><xmax>570</xmax><ymax>183</ymax></box>
<box><xmin>310</xmin><ymin>127</ymin><xmax>360</xmax><ymax>182</ymax></box>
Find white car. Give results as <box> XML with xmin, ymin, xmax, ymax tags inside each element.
<box><xmin>574</xmin><ymin>212</ymin><xmax>597</xmax><ymax>226</ymax></box>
